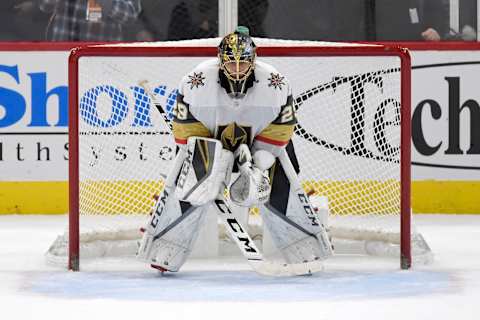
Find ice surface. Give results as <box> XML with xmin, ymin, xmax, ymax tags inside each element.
<box><xmin>0</xmin><ymin>214</ymin><xmax>479</xmax><ymax>320</ymax></box>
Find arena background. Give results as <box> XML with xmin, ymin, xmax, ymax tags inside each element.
<box><xmin>0</xmin><ymin>0</ymin><xmax>480</xmax><ymax>214</ymax></box>
<box><xmin>1</xmin><ymin>42</ymin><xmax>480</xmax><ymax>214</ymax></box>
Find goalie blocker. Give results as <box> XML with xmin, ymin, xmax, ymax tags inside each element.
<box><xmin>137</xmin><ymin>137</ymin><xmax>332</xmax><ymax>275</ymax></box>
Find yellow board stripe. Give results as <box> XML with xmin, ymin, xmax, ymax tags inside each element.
<box><xmin>79</xmin><ymin>180</ymin><xmax>164</xmax><ymax>215</ymax></box>
<box><xmin>1</xmin><ymin>180</ymin><xmax>480</xmax><ymax>214</ymax></box>
<box><xmin>302</xmin><ymin>180</ymin><xmax>400</xmax><ymax>215</ymax></box>
<box><xmin>0</xmin><ymin>181</ymin><xmax>68</xmax><ymax>214</ymax></box>
<box><xmin>412</xmin><ymin>180</ymin><xmax>480</xmax><ymax>214</ymax></box>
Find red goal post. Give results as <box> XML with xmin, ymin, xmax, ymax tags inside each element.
<box><xmin>67</xmin><ymin>40</ymin><xmax>414</xmax><ymax>271</ymax></box>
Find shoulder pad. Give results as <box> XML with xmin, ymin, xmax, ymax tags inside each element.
<box><xmin>254</xmin><ymin>60</ymin><xmax>290</xmax><ymax>93</ymax></box>
<box><xmin>179</xmin><ymin>59</ymin><xmax>219</xmax><ymax>96</ymax></box>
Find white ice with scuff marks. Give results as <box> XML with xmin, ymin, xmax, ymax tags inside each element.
<box><xmin>0</xmin><ymin>214</ymin><xmax>479</xmax><ymax>320</ymax></box>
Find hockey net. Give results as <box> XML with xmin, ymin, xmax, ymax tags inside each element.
<box><xmin>47</xmin><ymin>38</ymin><xmax>432</xmax><ymax>270</ymax></box>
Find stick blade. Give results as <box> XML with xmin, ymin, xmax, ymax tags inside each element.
<box><xmin>248</xmin><ymin>258</ymin><xmax>323</xmax><ymax>277</ymax></box>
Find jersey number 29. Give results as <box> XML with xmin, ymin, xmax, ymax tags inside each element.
<box><xmin>174</xmin><ymin>102</ymin><xmax>188</xmax><ymax>120</ymax></box>
<box><xmin>280</xmin><ymin>104</ymin><xmax>294</xmax><ymax>123</ymax></box>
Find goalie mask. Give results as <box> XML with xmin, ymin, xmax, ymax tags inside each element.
<box><xmin>218</xmin><ymin>26</ymin><xmax>256</xmax><ymax>98</ymax></box>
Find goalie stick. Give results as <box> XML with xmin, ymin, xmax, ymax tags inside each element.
<box><xmin>138</xmin><ymin>80</ymin><xmax>173</xmax><ymax>130</ymax></box>
<box><xmin>212</xmin><ymin>186</ymin><xmax>323</xmax><ymax>276</ymax></box>
<box><xmin>140</xmin><ymin>80</ymin><xmax>323</xmax><ymax>276</ymax></box>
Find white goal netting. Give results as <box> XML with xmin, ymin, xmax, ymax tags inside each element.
<box><xmin>47</xmin><ymin>39</ymin><xmax>432</xmax><ymax>268</ymax></box>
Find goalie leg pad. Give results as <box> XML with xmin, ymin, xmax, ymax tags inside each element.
<box><xmin>261</xmin><ymin>154</ymin><xmax>333</xmax><ymax>263</ymax></box>
<box><xmin>144</xmin><ymin>206</ymin><xmax>208</xmax><ymax>272</ymax></box>
<box><xmin>137</xmin><ymin>187</ymin><xmax>208</xmax><ymax>272</ymax></box>
<box><xmin>175</xmin><ymin>137</ymin><xmax>233</xmax><ymax>206</ymax></box>
<box><xmin>262</xmin><ymin>199</ymin><xmax>332</xmax><ymax>263</ymax></box>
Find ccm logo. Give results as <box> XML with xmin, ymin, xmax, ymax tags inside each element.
<box><xmin>215</xmin><ymin>200</ymin><xmax>258</xmax><ymax>254</ymax></box>
<box><xmin>150</xmin><ymin>190</ymin><xmax>169</xmax><ymax>228</ymax></box>
<box><xmin>298</xmin><ymin>193</ymin><xmax>319</xmax><ymax>226</ymax></box>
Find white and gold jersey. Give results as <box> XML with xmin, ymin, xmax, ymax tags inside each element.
<box><xmin>172</xmin><ymin>58</ymin><xmax>296</xmax><ymax>152</ymax></box>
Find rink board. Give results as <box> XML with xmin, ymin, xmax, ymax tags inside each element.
<box><xmin>1</xmin><ymin>43</ymin><xmax>480</xmax><ymax>213</ymax></box>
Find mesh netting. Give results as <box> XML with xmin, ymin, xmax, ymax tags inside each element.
<box><xmin>47</xmin><ymin>40</ymin><xmax>431</xmax><ymax>266</ymax></box>
<box><xmin>77</xmin><ymin>55</ymin><xmax>402</xmax><ymax>212</ymax></box>
<box><xmin>284</xmin><ymin>57</ymin><xmax>402</xmax><ymax>239</ymax></box>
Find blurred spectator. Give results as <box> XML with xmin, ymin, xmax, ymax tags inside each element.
<box><xmin>375</xmin><ymin>0</ymin><xmax>450</xmax><ymax>41</ymax></box>
<box><xmin>166</xmin><ymin>0</ymin><xmax>268</xmax><ymax>40</ymax></box>
<box><xmin>238</xmin><ymin>0</ymin><xmax>269</xmax><ymax>37</ymax></box>
<box><xmin>458</xmin><ymin>0</ymin><xmax>477</xmax><ymax>41</ymax></box>
<box><xmin>128</xmin><ymin>0</ymin><xmax>165</xmax><ymax>41</ymax></box>
<box><xmin>0</xmin><ymin>1</ymin><xmax>49</xmax><ymax>40</ymax></box>
<box><xmin>15</xmin><ymin>1</ymin><xmax>50</xmax><ymax>40</ymax></box>
<box><xmin>331</xmin><ymin>0</ymin><xmax>367</xmax><ymax>41</ymax></box>
<box><xmin>0</xmin><ymin>1</ymin><xmax>18</xmax><ymax>40</ymax></box>
<box><xmin>259</xmin><ymin>0</ymin><xmax>365</xmax><ymax>41</ymax></box>
<box><xmin>167</xmin><ymin>0</ymin><xmax>218</xmax><ymax>40</ymax></box>
<box><xmin>39</xmin><ymin>0</ymin><xmax>141</xmax><ymax>41</ymax></box>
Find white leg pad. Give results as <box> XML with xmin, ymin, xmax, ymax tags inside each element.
<box><xmin>262</xmin><ymin>218</ymin><xmax>277</xmax><ymax>258</ymax></box>
<box><xmin>190</xmin><ymin>205</ymin><xmax>219</xmax><ymax>258</ymax></box>
<box><xmin>309</xmin><ymin>195</ymin><xmax>330</xmax><ymax>228</ymax></box>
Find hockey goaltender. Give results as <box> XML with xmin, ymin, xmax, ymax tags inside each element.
<box><xmin>136</xmin><ymin>26</ymin><xmax>333</xmax><ymax>276</ymax></box>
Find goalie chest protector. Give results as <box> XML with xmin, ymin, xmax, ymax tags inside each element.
<box><xmin>178</xmin><ymin>59</ymin><xmax>292</xmax><ymax>150</ymax></box>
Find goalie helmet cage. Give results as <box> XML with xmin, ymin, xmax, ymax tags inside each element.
<box><xmin>68</xmin><ymin>41</ymin><xmax>413</xmax><ymax>272</ymax></box>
